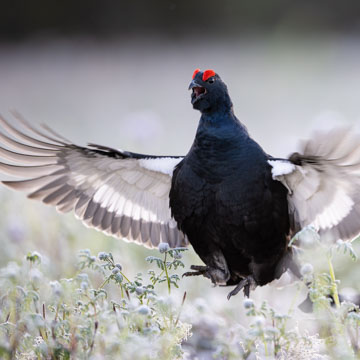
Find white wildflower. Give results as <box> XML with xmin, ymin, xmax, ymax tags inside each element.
<box><xmin>301</xmin><ymin>263</ymin><xmax>314</xmax><ymax>276</ymax></box>
<box><xmin>158</xmin><ymin>243</ymin><xmax>170</xmax><ymax>253</ymax></box>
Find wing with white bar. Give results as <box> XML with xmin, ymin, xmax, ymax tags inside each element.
<box><xmin>269</xmin><ymin>127</ymin><xmax>360</xmax><ymax>242</ymax></box>
<box><xmin>0</xmin><ymin>114</ymin><xmax>187</xmax><ymax>248</ymax></box>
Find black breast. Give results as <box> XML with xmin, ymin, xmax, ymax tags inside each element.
<box><xmin>169</xmin><ymin>125</ymin><xmax>290</xmax><ymax>286</ymax></box>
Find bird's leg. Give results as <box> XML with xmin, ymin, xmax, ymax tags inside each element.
<box><xmin>183</xmin><ymin>250</ymin><xmax>230</xmax><ymax>285</ymax></box>
<box><xmin>183</xmin><ymin>265</ymin><xmax>222</xmax><ymax>285</ymax></box>
<box><xmin>183</xmin><ymin>265</ymin><xmax>209</xmax><ymax>277</ymax></box>
<box><xmin>227</xmin><ymin>275</ymin><xmax>256</xmax><ymax>300</ymax></box>
<box><xmin>183</xmin><ymin>265</ymin><xmax>223</xmax><ymax>286</ymax></box>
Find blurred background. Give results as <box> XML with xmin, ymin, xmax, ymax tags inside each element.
<box><xmin>1</xmin><ymin>1</ymin><xmax>360</xmax><ymax>357</ymax></box>
<box><xmin>1</xmin><ymin>1</ymin><xmax>360</xmax><ymax>156</ymax></box>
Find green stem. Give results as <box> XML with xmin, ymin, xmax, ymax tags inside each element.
<box><xmin>108</xmin><ymin>257</ymin><xmax>131</xmax><ymax>284</ymax></box>
<box><xmin>99</xmin><ymin>277</ymin><xmax>111</xmax><ymax>289</ymax></box>
<box><xmin>120</xmin><ymin>272</ymin><xmax>131</xmax><ymax>283</ymax></box>
<box><xmin>327</xmin><ymin>254</ymin><xmax>340</xmax><ymax>308</ymax></box>
<box><xmin>163</xmin><ymin>253</ymin><xmax>171</xmax><ymax>294</ymax></box>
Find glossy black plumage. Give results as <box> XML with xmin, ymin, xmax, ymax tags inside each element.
<box><xmin>170</xmin><ymin>72</ymin><xmax>291</xmax><ymax>289</ymax></box>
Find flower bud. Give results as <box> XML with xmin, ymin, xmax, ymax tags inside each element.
<box><xmin>50</xmin><ymin>281</ymin><xmax>63</xmax><ymax>297</ymax></box>
<box><xmin>158</xmin><ymin>243</ymin><xmax>170</xmax><ymax>253</ymax></box>
<box><xmin>243</xmin><ymin>298</ymin><xmax>254</xmax><ymax>309</ymax></box>
<box><xmin>98</xmin><ymin>252</ymin><xmax>108</xmax><ymax>260</ymax></box>
<box><xmin>253</xmin><ymin>316</ymin><xmax>265</xmax><ymax>327</ymax></box>
<box><xmin>138</xmin><ymin>305</ymin><xmax>150</xmax><ymax>315</ymax></box>
<box><xmin>114</xmin><ymin>273</ymin><xmax>123</xmax><ymax>283</ymax></box>
<box><xmin>300</xmin><ymin>263</ymin><xmax>314</xmax><ymax>276</ymax></box>
<box><xmin>136</xmin><ymin>286</ymin><xmax>145</xmax><ymax>295</ymax></box>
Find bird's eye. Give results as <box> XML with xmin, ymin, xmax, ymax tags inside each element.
<box><xmin>207</xmin><ymin>77</ymin><xmax>215</xmax><ymax>84</ymax></box>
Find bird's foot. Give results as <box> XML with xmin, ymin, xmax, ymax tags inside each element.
<box><xmin>183</xmin><ymin>265</ymin><xmax>228</xmax><ymax>285</ymax></box>
<box><xmin>227</xmin><ymin>275</ymin><xmax>256</xmax><ymax>300</ymax></box>
<box><xmin>182</xmin><ymin>265</ymin><xmax>209</xmax><ymax>278</ymax></box>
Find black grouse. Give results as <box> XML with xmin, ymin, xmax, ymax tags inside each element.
<box><xmin>1</xmin><ymin>68</ymin><xmax>360</xmax><ymax>299</ymax></box>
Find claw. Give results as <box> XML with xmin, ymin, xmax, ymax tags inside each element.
<box><xmin>227</xmin><ymin>276</ymin><xmax>255</xmax><ymax>300</ymax></box>
<box><xmin>227</xmin><ymin>279</ymin><xmax>247</xmax><ymax>300</ymax></box>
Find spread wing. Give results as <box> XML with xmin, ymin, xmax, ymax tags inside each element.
<box><xmin>269</xmin><ymin>127</ymin><xmax>360</xmax><ymax>242</ymax></box>
<box><xmin>0</xmin><ymin>115</ymin><xmax>188</xmax><ymax>248</ymax></box>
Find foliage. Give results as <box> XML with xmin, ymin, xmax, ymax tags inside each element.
<box><xmin>0</xmin><ymin>247</ymin><xmax>190</xmax><ymax>359</ymax></box>
<box><xmin>0</xmin><ymin>225</ymin><xmax>360</xmax><ymax>359</ymax></box>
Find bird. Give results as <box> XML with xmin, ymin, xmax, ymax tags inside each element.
<box><xmin>1</xmin><ymin>68</ymin><xmax>360</xmax><ymax>299</ymax></box>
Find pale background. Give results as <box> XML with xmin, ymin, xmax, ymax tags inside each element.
<box><xmin>1</xmin><ymin>2</ymin><xmax>360</xmax><ymax>357</ymax></box>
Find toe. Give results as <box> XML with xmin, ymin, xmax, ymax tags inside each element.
<box><xmin>190</xmin><ymin>265</ymin><xmax>208</xmax><ymax>271</ymax></box>
<box><xmin>243</xmin><ymin>284</ymin><xmax>250</xmax><ymax>297</ymax></box>
<box><xmin>227</xmin><ymin>278</ymin><xmax>247</xmax><ymax>300</ymax></box>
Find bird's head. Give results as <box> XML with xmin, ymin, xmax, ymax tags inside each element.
<box><xmin>189</xmin><ymin>69</ymin><xmax>232</xmax><ymax>114</ymax></box>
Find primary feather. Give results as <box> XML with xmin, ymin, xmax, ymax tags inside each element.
<box><xmin>0</xmin><ymin>115</ymin><xmax>187</xmax><ymax>248</ymax></box>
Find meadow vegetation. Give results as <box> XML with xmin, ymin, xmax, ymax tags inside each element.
<box><xmin>0</xmin><ymin>193</ymin><xmax>360</xmax><ymax>359</ymax></box>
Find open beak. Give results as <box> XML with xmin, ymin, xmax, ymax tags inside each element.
<box><xmin>188</xmin><ymin>79</ymin><xmax>200</xmax><ymax>90</ymax></box>
<box><xmin>189</xmin><ymin>80</ymin><xmax>207</xmax><ymax>104</ymax></box>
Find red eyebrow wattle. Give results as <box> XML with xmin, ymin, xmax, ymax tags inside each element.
<box><xmin>202</xmin><ymin>69</ymin><xmax>216</xmax><ymax>81</ymax></box>
<box><xmin>192</xmin><ymin>68</ymin><xmax>200</xmax><ymax>79</ymax></box>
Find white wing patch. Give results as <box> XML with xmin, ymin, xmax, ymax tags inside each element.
<box><xmin>268</xmin><ymin>160</ymin><xmax>296</xmax><ymax>178</ymax></box>
<box><xmin>139</xmin><ymin>157</ymin><xmax>182</xmax><ymax>176</ymax></box>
